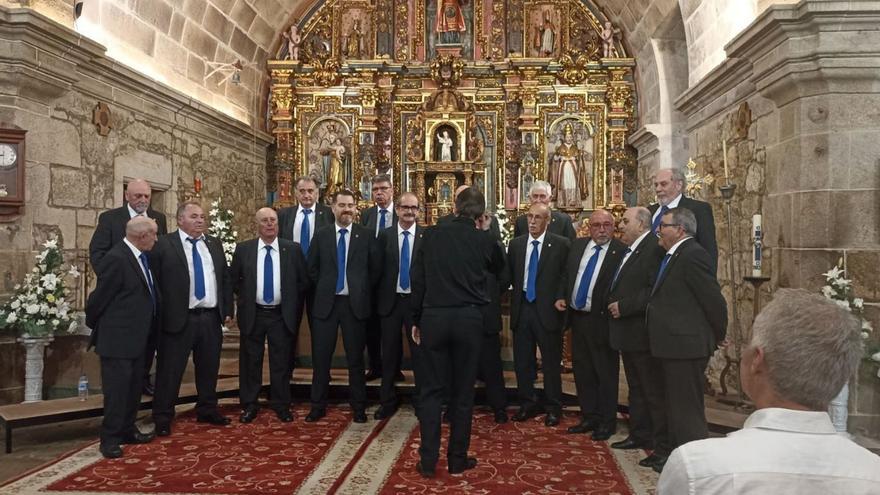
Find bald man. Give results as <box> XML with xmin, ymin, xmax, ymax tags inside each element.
<box><xmin>89</xmin><ymin>178</ymin><xmax>168</xmax><ymax>396</ymax></box>
<box><xmin>230</xmin><ymin>208</ymin><xmax>309</xmax><ymax>423</ymax></box>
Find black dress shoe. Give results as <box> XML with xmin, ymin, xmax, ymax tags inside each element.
<box><xmin>239</xmin><ymin>407</ymin><xmax>259</xmax><ymax>424</ymax></box>
<box><xmin>638</xmin><ymin>453</ymin><xmax>664</xmax><ymax>467</ymax></box>
<box><xmin>511</xmin><ymin>406</ymin><xmax>542</xmax><ymax>422</ymax></box>
<box><xmin>100</xmin><ymin>443</ymin><xmax>123</xmax><ymax>459</ymax></box>
<box><xmin>544</xmin><ymin>412</ymin><xmax>560</xmax><ymax>427</ymax></box>
<box><xmin>394</xmin><ymin>371</ymin><xmax>406</xmax><ymax>382</ymax></box>
<box><xmin>374</xmin><ymin>406</ymin><xmax>397</xmax><ymax>420</ymax></box>
<box><xmin>611</xmin><ymin>437</ymin><xmax>648</xmax><ymax>450</ymax></box>
<box><xmin>566</xmin><ymin>420</ymin><xmax>598</xmax><ymax>434</ymax></box>
<box><xmin>494</xmin><ymin>409</ymin><xmax>508</xmax><ymax>424</ymax></box>
<box><xmin>197</xmin><ymin>413</ymin><xmax>231</xmax><ymax>426</ymax></box>
<box><xmin>591</xmin><ymin>426</ymin><xmax>616</xmax><ymax>441</ymax></box>
<box><xmin>448</xmin><ymin>457</ymin><xmax>477</xmax><ymax>474</ymax></box>
<box><xmin>416</xmin><ymin>460</ymin><xmax>436</xmax><ymax>478</ymax></box>
<box><xmin>155</xmin><ymin>424</ymin><xmax>171</xmax><ymax>437</ymax></box>
<box><xmin>275</xmin><ymin>409</ymin><xmax>294</xmax><ymax>423</ymax></box>
<box><xmin>305</xmin><ymin>408</ymin><xmax>326</xmax><ymax>422</ymax></box>
<box><xmin>121</xmin><ymin>431</ymin><xmax>155</xmax><ymax>444</ymax></box>
<box><xmin>352</xmin><ymin>410</ymin><xmax>368</xmax><ymax>423</ymax></box>
<box><xmin>365</xmin><ymin>371</ymin><xmax>381</xmax><ymax>381</ymax></box>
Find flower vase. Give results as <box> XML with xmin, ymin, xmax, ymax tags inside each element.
<box><xmin>18</xmin><ymin>336</ymin><xmax>54</xmax><ymax>403</ymax></box>
<box><xmin>828</xmin><ymin>381</ymin><xmax>850</xmax><ymax>437</ymax></box>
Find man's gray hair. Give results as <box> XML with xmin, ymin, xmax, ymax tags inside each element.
<box><xmin>669</xmin><ymin>167</ymin><xmax>688</xmax><ymax>189</ymax></box>
<box><xmin>750</xmin><ymin>288</ymin><xmax>863</xmax><ymax>410</ymax></box>
<box><xmin>666</xmin><ymin>207</ymin><xmax>697</xmax><ymax>236</ymax></box>
<box><xmin>126</xmin><ymin>216</ymin><xmax>157</xmax><ymax>236</ymax></box>
<box><xmin>529</xmin><ymin>180</ymin><xmax>552</xmax><ymax>196</ymax></box>
<box><xmin>632</xmin><ymin>206</ymin><xmax>652</xmax><ymax>231</ymax></box>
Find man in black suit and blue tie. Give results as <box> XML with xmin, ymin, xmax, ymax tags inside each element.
<box><xmin>150</xmin><ymin>201</ymin><xmax>234</xmax><ymax>436</ymax></box>
<box><xmin>565</xmin><ymin>209</ymin><xmax>625</xmax><ymax>440</ymax></box>
<box><xmin>306</xmin><ymin>190</ymin><xmax>380</xmax><ymax>423</ymax></box>
<box><xmin>86</xmin><ymin>216</ymin><xmax>159</xmax><ymax>458</ymax></box>
<box><xmin>374</xmin><ymin>192</ymin><xmax>422</xmax><ymax>420</ymax></box>
<box><xmin>231</xmin><ymin>208</ymin><xmax>309</xmax><ymax>424</ymax></box>
<box><xmin>507</xmin><ymin>204</ymin><xmax>570</xmax><ymax>427</ymax></box>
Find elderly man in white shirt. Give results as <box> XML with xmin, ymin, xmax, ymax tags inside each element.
<box><xmin>658</xmin><ymin>289</ymin><xmax>880</xmax><ymax>494</ymax></box>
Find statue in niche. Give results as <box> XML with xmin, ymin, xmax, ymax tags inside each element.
<box><xmin>345</xmin><ymin>19</ymin><xmax>364</xmax><ymax>58</ymax></box>
<box><xmin>600</xmin><ymin>21</ymin><xmax>620</xmax><ymax>58</ymax></box>
<box><xmin>505</xmin><ymin>165</ymin><xmax>519</xmax><ymax>209</ymax></box>
<box><xmin>283</xmin><ymin>23</ymin><xmax>301</xmax><ymax>61</ymax></box>
<box><xmin>434</xmin><ymin>0</ymin><xmax>467</xmax><ymax>44</ymax></box>
<box><xmin>324</xmin><ymin>138</ymin><xmax>348</xmax><ymax>198</ymax></box>
<box><xmin>433</xmin><ymin>125</ymin><xmax>457</xmax><ymax>161</ymax></box>
<box><xmin>521</xmin><ymin>161</ymin><xmax>535</xmax><ymax>203</ymax></box>
<box><xmin>534</xmin><ymin>10</ymin><xmax>556</xmax><ymax>57</ymax></box>
<box><xmin>437</xmin><ymin>130</ymin><xmax>453</xmax><ymax>161</ymax></box>
<box><xmin>548</xmin><ymin>122</ymin><xmax>592</xmax><ymax>208</ymax></box>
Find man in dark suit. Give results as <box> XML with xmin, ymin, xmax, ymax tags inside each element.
<box><xmin>374</xmin><ymin>192</ymin><xmax>422</xmax><ymax>420</ymax></box>
<box><xmin>306</xmin><ymin>189</ymin><xmax>380</xmax><ymax>423</ymax></box>
<box><xmin>507</xmin><ymin>204</ymin><xmax>570</xmax><ymax>427</ymax></box>
<box><xmin>606</xmin><ymin>207</ymin><xmax>667</xmax><ymax>460</ymax></box>
<box><xmin>85</xmin><ymin>216</ymin><xmax>158</xmax><ymax>458</ymax></box>
<box><xmin>360</xmin><ymin>174</ymin><xmax>398</xmax><ymax>382</ymax></box>
<box><xmin>648</xmin><ymin>168</ymin><xmax>717</xmax><ymax>272</ymax></box>
<box><xmin>512</xmin><ymin>180</ymin><xmax>576</xmax><ymax>240</ymax></box>
<box><xmin>89</xmin><ymin>178</ymin><xmax>168</xmax><ymax>396</ymax></box>
<box><xmin>411</xmin><ymin>187</ymin><xmax>505</xmax><ymax>478</ymax></box>
<box><xmin>647</xmin><ymin>207</ymin><xmax>727</xmax><ymax>473</ymax></box>
<box><xmin>231</xmin><ymin>208</ymin><xmax>309</xmax><ymax>424</ymax></box>
<box><xmin>150</xmin><ymin>201</ymin><xmax>234</xmax><ymax>436</ymax></box>
<box><xmin>565</xmin><ymin>209</ymin><xmax>625</xmax><ymax>440</ymax></box>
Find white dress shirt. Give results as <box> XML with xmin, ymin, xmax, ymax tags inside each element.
<box><xmin>617</xmin><ymin>230</ymin><xmax>651</xmax><ymax>272</ymax></box>
<box><xmin>570</xmin><ymin>239</ymin><xmax>609</xmax><ymax>311</ymax></box>
<box><xmin>335</xmin><ymin>223</ymin><xmax>352</xmax><ymax>295</ymax></box>
<box><xmin>256</xmin><ymin>238</ymin><xmax>281</xmax><ymax>305</ymax></box>
<box><xmin>658</xmin><ymin>408</ymin><xmax>880</xmax><ymax>495</ymax></box>
<box><xmin>396</xmin><ymin>223</ymin><xmax>415</xmax><ymax>294</ymax></box>
<box><xmin>374</xmin><ymin>202</ymin><xmax>393</xmax><ymax>237</ymax></box>
<box><xmin>178</xmin><ymin>230</ymin><xmax>217</xmax><ymax>309</ymax></box>
<box><xmin>292</xmin><ymin>204</ymin><xmax>316</xmax><ymax>245</ymax></box>
<box><xmin>666</xmin><ymin>236</ymin><xmax>692</xmax><ymax>256</ymax></box>
<box><xmin>522</xmin><ymin>231</ymin><xmax>546</xmax><ymax>292</ymax></box>
<box><xmin>652</xmin><ymin>193</ymin><xmax>683</xmax><ymax>223</ymax></box>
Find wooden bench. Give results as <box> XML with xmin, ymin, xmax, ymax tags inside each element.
<box><xmin>0</xmin><ymin>376</ymin><xmax>241</xmax><ymax>454</ymax></box>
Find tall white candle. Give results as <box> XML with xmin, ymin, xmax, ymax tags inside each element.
<box><xmin>752</xmin><ymin>214</ymin><xmax>763</xmax><ymax>276</ymax></box>
<box><xmin>722</xmin><ymin>139</ymin><xmax>729</xmax><ymax>179</ymax></box>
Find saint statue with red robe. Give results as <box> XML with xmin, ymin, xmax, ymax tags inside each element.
<box><xmin>434</xmin><ymin>0</ymin><xmax>467</xmax><ymax>44</ymax></box>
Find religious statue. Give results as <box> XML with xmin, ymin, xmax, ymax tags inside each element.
<box><xmin>324</xmin><ymin>139</ymin><xmax>347</xmax><ymax>198</ymax></box>
<box><xmin>345</xmin><ymin>19</ymin><xmax>363</xmax><ymax>59</ymax></box>
<box><xmin>434</xmin><ymin>0</ymin><xmax>467</xmax><ymax>44</ymax></box>
<box><xmin>600</xmin><ymin>21</ymin><xmax>620</xmax><ymax>58</ymax></box>
<box><xmin>549</xmin><ymin>123</ymin><xmax>590</xmax><ymax>208</ymax></box>
<box><xmin>534</xmin><ymin>11</ymin><xmax>556</xmax><ymax>57</ymax></box>
<box><xmin>283</xmin><ymin>23</ymin><xmax>302</xmax><ymax>61</ymax></box>
<box><xmin>437</xmin><ymin>130</ymin><xmax>454</xmax><ymax>161</ymax></box>
<box><xmin>504</xmin><ymin>166</ymin><xmax>518</xmax><ymax>209</ymax></box>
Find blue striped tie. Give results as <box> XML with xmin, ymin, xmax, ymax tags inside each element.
<box><xmin>300</xmin><ymin>209</ymin><xmax>312</xmax><ymax>256</ymax></box>
<box><xmin>652</xmin><ymin>205</ymin><xmax>669</xmax><ymax>235</ymax></box>
<box><xmin>526</xmin><ymin>240</ymin><xmax>539</xmax><ymax>302</ymax></box>
<box><xmin>263</xmin><ymin>245</ymin><xmax>274</xmax><ymax>304</ymax></box>
<box><xmin>574</xmin><ymin>246</ymin><xmax>602</xmax><ymax>309</ymax></box>
<box><xmin>336</xmin><ymin>229</ymin><xmax>347</xmax><ymax>293</ymax></box>
<box><xmin>187</xmin><ymin>237</ymin><xmax>206</xmax><ymax>300</ymax></box>
<box><xmin>399</xmin><ymin>231</ymin><xmax>411</xmax><ymax>290</ymax></box>
<box><xmin>654</xmin><ymin>254</ymin><xmax>673</xmax><ymax>289</ymax></box>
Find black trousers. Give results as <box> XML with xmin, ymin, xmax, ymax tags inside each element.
<box><xmin>365</xmin><ymin>313</ymin><xmax>383</xmax><ymax>374</ymax></box>
<box><xmin>418</xmin><ymin>306</ymin><xmax>483</xmax><ymax>469</ymax></box>
<box><xmin>570</xmin><ymin>311</ymin><xmax>620</xmax><ymax>429</ymax></box>
<box><xmin>513</xmin><ymin>301</ymin><xmax>562</xmax><ymax>414</ymax></box>
<box><xmin>142</xmin><ymin>327</ymin><xmax>157</xmax><ymax>386</ymax></box>
<box><xmin>310</xmin><ymin>296</ymin><xmax>367</xmax><ymax>411</ymax></box>
<box><xmin>153</xmin><ymin>309</ymin><xmax>223</xmax><ymax>426</ymax></box>
<box><xmin>240</xmin><ymin>308</ymin><xmax>294</xmax><ymax>412</ymax></box>
<box><xmin>100</xmin><ymin>354</ymin><xmax>145</xmax><ymax>446</ymax></box>
<box><xmin>478</xmin><ymin>331</ymin><xmax>506</xmax><ymax>412</ymax></box>
<box><xmin>379</xmin><ymin>294</ymin><xmax>419</xmax><ymax>409</ymax></box>
<box><xmin>289</xmin><ymin>293</ymin><xmax>313</xmax><ymax>379</ymax></box>
<box><xmin>621</xmin><ymin>350</ymin><xmax>667</xmax><ymax>450</ymax></box>
<box><xmin>660</xmin><ymin>357</ymin><xmax>709</xmax><ymax>452</ymax></box>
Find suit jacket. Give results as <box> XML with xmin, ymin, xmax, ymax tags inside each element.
<box><xmin>85</xmin><ymin>242</ymin><xmax>156</xmax><ymax>359</ymax></box>
<box><xmin>647</xmin><ymin>238</ymin><xmax>727</xmax><ymax>359</ymax></box>
<box><xmin>606</xmin><ymin>234</ymin><xmax>664</xmax><ymax>352</ymax></box>
<box><xmin>565</xmin><ymin>238</ymin><xmax>625</xmax><ymax>326</ymax></box>
<box><xmin>376</xmin><ymin>224</ymin><xmax>424</xmax><ymax>317</ymax></box>
<box><xmin>649</xmin><ymin>196</ymin><xmax>718</xmax><ymax>272</ymax></box>
<box><xmin>230</xmin><ymin>238</ymin><xmax>309</xmax><ymax>335</ymax></box>
<box><xmin>307</xmin><ymin>223</ymin><xmax>381</xmax><ymax>320</ymax></box>
<box><xmin>513</xmin><ymin>209</ymin><xmax>576</xmax><ymax>240</ymax></box>
<box><xmin>89</xmin><ymin>205</ymin><xmax>168</xmax><ymax>273</ymax></box>
<box><xmin>507</xmin><ymin>232</ymin><xmax>570</xmax><ymax>332</ymax></box>
<box><xmin>150</xmin><ymin>231</ymin><xmax>233</xmax><ymax>334</ymax></box>
<box><xmin>278</xmin><ymin>202</ymin><xmax>334</xmax><ymax>242</ymax></box>
<box><xmin>360</xmin><ymin>204</ymin><xmax>399</xmax><ymax>237</ymax></box>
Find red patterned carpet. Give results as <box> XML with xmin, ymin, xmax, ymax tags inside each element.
<box><xmin>2</xmin><ymin>405</ymin><xmax>654</xmax><ymax>494</ymax></box>
<box><xmin>380</xmin><ymin>410</ymin><xmax>634</xmax><ymax>495</ymax></box>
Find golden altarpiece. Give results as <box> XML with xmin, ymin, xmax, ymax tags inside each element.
<box><xmin>266</xmin><ymin>0</ymin><xmax>639</xmax><ymax>224</ymax></box>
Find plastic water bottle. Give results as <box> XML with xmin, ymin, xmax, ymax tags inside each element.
<box><xmin>78</xmin><ymin>374</ymin><xmax>89</xmax><ymax>401</ymax></box>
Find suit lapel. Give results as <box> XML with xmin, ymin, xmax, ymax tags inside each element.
<box><xmin>278</xmin><ymin>241</ymin><xmax>290</xmax><ymax>293</ymax></box>
<box><xmin>652</xmin><ymin>239</ymin><xmax>688</xmax><ymax>295</ymax></box>
<box><xmin>537</xmin><ymin>237</ymin><xmax>554</xmax><ymax>278</ymax></box>
<box><xmin>170</xmin><ymin>231</ymin><xmax>189</xmax><ymax>273</ymax></box>
<box><xmin>126</xmin><ymin>248</ymin><xmax>150</xmax><ymax>293</ymax></box>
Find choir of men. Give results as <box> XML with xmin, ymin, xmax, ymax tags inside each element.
<box><xmin>87</xmin><ymin>167</ymin><xmax>731</xmax><ymax>480</ymax></box>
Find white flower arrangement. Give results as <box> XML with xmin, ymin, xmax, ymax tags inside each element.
<box><xmin>208</xmin><ymin>197</ymin><xmax>238</xmax><ymax>265</ymax></box>
<box><xmin>0</xmin><ymin>239</ymin><xmax>79</xmax><ymax>338</ymax></box>
<box><xmin>494</xmin><ymin>205</ymin><xmax>513</xmax><ymax>247</ymax></box>
<box><xmin>820</xmin><ymin>259</ymin><xmax>879</xmax><ymax>377</ymax></box>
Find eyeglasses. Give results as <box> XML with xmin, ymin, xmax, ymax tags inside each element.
<box><xmin>658</xmin><ymin>223</ymin><xmax>680</xmax><ymax>229</ymax></box>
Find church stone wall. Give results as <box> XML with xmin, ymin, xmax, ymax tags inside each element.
<box><xmin>0</xmin><ymin>7</ymin><xmax>271</xmax><ymax>403</ymax></box>
<box><xmin>675</xmin><ymin>0</ymin><xmax>880</xmax><ymax>437</ymax></box>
